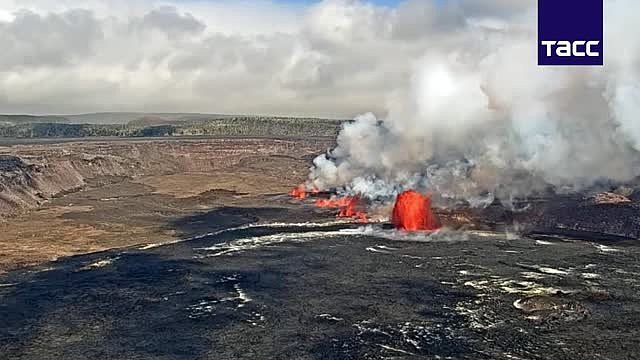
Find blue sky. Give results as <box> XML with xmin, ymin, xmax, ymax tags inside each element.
<box><xmin>172</xmin><ymin>0</ymin><xmax>405</xmax><ymax>10</ymax></box>
<box><xmin>278</xmin><ymin>0</ymin><xmax>402</xmax><ymax>6</ymax></box>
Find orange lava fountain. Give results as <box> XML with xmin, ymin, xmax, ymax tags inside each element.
<box><xmin>392</xmin><ymin>190</ymin><xmax>441</xmax><ymax>231</ymax></box>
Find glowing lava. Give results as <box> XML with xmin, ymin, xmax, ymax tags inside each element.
<box><xmin>289</xmin><ymin>185</ymin><xmax>306</xmax><ymax>199</ymax></box>
<box><xmin>392</xmin><ymin>190</ymin><xmax>441</xmax><ymax>231</ymax></box>
<box><xmin>314</xmin><ymin>197</ymin><xmax>352</xmax><ymax>208</ymax></box>
<box><xmin>315</xmin><ymin>196</ymin><xmax>368</xmax><ymax>223</ymax></box>
<box><xmin>289</xmin><ymin>184</ymin><xmax>319</xmax><ymax>199</ymax></box>
<box><xmin>290</xmin><ymin>184</ymin><xmax>367</xmax><ymax>223</ymax></box>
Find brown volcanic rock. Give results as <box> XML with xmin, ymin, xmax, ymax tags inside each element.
<box><xmin>0</xmin><ymin>138</ymin><xmax>333</xmax><ymax>217</ymax></box>
<box><xmin>0</xmin><ymin>155</ymin><xmax>84</xmax><ymax>215</ymax></box>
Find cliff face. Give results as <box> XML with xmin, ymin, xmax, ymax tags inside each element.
<box><xmin>0</xmin><ymin>138</ymin><xmax>331</xmax><ymax>217</ymax></box>
<box><xmin>0</xmin><ymin>156</ymin><xmax>84</xmax><ymax>215</ymax></box>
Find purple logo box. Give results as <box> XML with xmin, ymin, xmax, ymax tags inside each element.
<box><xmin>538</xmin><ymin>0</ymin><xmax>603</xmax><ymax>66</ymax></box>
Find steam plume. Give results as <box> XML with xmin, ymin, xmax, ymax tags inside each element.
<box><xmin>309</xmin><ymin>0</ymin><xmax>640</xmax><ymax>206</ymax></box>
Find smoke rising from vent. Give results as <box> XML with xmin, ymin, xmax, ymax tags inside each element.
<box><xmin>309</xmin><ymin>0</ymin><xmax>640</xmax><ymax>205</ymax></box>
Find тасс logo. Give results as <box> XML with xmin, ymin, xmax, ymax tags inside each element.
<box><xmin>538</xmin><ymin>0</ymin><xmax>603</xmax><ymax>66</ymax></box>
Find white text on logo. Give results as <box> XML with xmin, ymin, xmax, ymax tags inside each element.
<box><xmin>540</xmin><ymin>40</ymin><xmax>600</xmax><ymax>57</ymax></box>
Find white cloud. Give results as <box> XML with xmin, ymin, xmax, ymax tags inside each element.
<box><xmin>305</xmin><ymin>0</ymin><xmax>640</xmax><ymax>202</ymax></box>
<box><xmin>0</xmin><ymin>0</ymin><xmax>547</xmax><ymax>117</ymax></box>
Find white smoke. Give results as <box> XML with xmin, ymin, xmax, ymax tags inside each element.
<box><xmin>309</xmin><ymin>0</ymin><xmax>640</xmax><ymax>206</ymax></box>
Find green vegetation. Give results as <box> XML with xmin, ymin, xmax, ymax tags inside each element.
<box><xmin>0</xmin><ymin>115</ymin><xmax>343</xmax><ymax>138</ymax></box>
<box><xmin>175</xmin><ymin>117</ymin><xmax>342</xmax><ymax>137</ymax></box>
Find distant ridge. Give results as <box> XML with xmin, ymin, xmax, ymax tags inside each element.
<box><xmin>0</xmin><ymin>112</ymin><xmax>342</xmax><ymax>125</ymax></box>
<box><xmin>0</xmin><ymin>113</ymin><xmax>345</xmax><ymax>139</ymax></box>
<box><xmin>64</xmin><ymin>112</ymin><xmax>232</xmax><ymax>125</ymax></box>
<box><xmin>0</xmin><ymin>114</ymin><xmax>70</xmax><ymax>125</ymax></box>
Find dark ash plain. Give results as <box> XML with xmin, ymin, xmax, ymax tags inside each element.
<box><xmin>0</xmin><ymin>135</ymin><xmax>638</xmax><ymax>359</ymax></box>
<box><xmin>1</xmin><ymin>199</ymin><xmax>639</xmax><ymax>359</ymax></box>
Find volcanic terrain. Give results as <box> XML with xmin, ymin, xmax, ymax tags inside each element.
<box><xmin>0</xmin><ymin>136</ymin><xmax>639</xmax><ymax>359</ymax></box>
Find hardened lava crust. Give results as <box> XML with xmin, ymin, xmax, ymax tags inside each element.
<box><xmin>0</xmin><ymin>137</ymin><xmax>639</xmax><ymax>359</ymax></box>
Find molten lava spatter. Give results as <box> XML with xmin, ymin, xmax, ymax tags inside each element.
<box><xmin>314</xmin><ymin>197</ymin><xmax>352</xmax><ymax>208</ymax></box>
<box><xmin>337</xmin><ymin>197</ymin><xmax>368</xmax><ymax>223</ymax></box>
<box><xmin>315</xmin><ymin>196</ymin><xmax>368</xmax><ymax>223</ymax></box>
<box><xmin>392</xmin><ymin>190</ymin><xmax>441</xmax><ymax>231</ymax></box>
<box><xmin>289</xmin><ymin>185</ymin><xmax>319</xmax><ymax>199</ymax></box>
<box><xmin>289</xmin><ymin>185</ymin><xmax>307</xmax><ymax>199</ymax></box>
<box><xmin>290</xmin><ymin>185</ymin><xmax>367</xmax><ymax>222</ymax></box>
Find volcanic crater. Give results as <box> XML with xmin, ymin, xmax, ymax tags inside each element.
<box><xmin>0</xmin><ymin>136</ymin><xmax>639</xmax><ymax>359</ymax></box>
